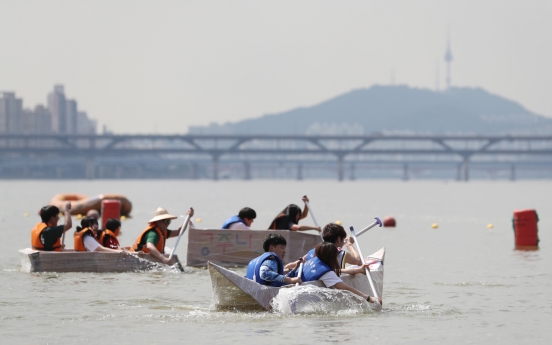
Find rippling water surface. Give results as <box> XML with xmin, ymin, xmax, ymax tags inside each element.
<box><xmin>0</xmin><ymin>180</ymin><xmax>550</xmax><ymax>344</ymax></box>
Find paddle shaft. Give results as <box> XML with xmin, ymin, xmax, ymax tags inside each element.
<box><xmin>349</xmin><ymin>226</ymin><xmax>379</xmax><ymax>299</ymax></box>
<box><xmin>168</xmin><ymin>208</ymin><xmax>193</xmax><ymax>261</ymax></box>
<box><xmin>304</xmin><ymin>201</ymin><xmax>323</xmax><ymax>240</ymax></box>
<box><xmin>295</xmin><ymin>263</ymin><xmax>303</xmax><ymax>287</ymax></box>
<box><xmin>356</xmin><ymin>217</ymin><xmax>383</xmax><ymax>237</ymax></box>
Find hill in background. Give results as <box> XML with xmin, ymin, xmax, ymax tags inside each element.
<box><xmin>189</xmin><ymin>85</ymin><xmax>552</xmax><ymax>135</ymax></box>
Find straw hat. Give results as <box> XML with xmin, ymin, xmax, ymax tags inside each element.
<box><xmin>148</xmin><ymin>207</ymin><xmax>178</xmax><ymax>223</ymax></box>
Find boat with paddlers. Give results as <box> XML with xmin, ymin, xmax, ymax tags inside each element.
<box><xmin>208</xmin><ymin>247</ymin><xmax>385</xmax><ymax>311</ymax></box>
<box><xmin>19</xmin><ymin>248</ymin><xmax>184</xmax><ymax>273</ymax></box>
<box><xmin>187</xmin><ymin>228</ymin><xmax>322</xmax><ymax>267</ymax></box>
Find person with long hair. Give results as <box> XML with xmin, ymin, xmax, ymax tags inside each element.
<box><xmin>301</xmin><ymin>242</ymin><xmax>382</xmax><ymax>305</ymax></box>
<box><xmin>267</xmin><ymin>196</ymin><xmax>321</xmax><ymax>232</ymax></box>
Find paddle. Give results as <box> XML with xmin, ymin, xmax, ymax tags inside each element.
<box><xmin>168</xmin><ymin>207</ymin><xmax>193</xmax><ymax>261</ymax></box>
<box><xmin>295</xmin><ymin>263</ymin><xmax>303</xmax><ymax>287</ymax></box>
<box><xmin>349</xmin><ymin>226</ymin><xmax>379</xmax><ymax>302</ymax></box>
<box><xmin>356</xmin><ymin>217</ymin><xmax>383</xmax><ymax>237</ymax></box>
<box><xmin>304</xmin><ymin>196</ymin><xmax>323</xmax><ymax>240</ymax></box>
<box><xmin>60</xmin><ymin>202</ymin><xmax>71</xmax><ymax>250</ymax></box>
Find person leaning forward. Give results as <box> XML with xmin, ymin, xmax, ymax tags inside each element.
<box><xmin>31</xmin><ymin>202</ymin><xmax>73</xmax><ymax>251</ymax></box>
<box><xmin>131</xmin><ymin>207</ymin><xmax>194</xmax><ymax>265</ymax></box>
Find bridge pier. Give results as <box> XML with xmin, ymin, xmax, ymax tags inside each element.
<box><xmin>461</xmin><ymin>156</ymin><xmax>470</xmax><ymax>181</ymax></box>
<box><xmin>244</xmin><ymin>161</ymin><xmax>251</xmax><ymax>180</ymax></box>
<box><xmin>337</xmin><ymin>156</ymin><xmax>344</xmax><ymax>181</ymax></box>
<box><xmin>212</xmin><ymin>155</ymin><xmax>219</xmax><ymax>181</ymax></box>
<box><xmin>297</xmin><ymin>163</ymin><xmax>303</xmax><ymax>180</ymax></box>
<box><xmin>402</xmin><ymin>163</ymin><xmax>409</xmax><ymax>181</ymax></box>
<box><xmin>349</xmin><ymin>163</ymin><xmax>355</xmax><ymax>180</ymax></box>
<box><xmin>85</xmin><ymin>157</ymin><xmax>95</xmax><ymax>180</ymax></box>
<box><xmin>510</xmin><ymin>164</ymin><xmax>516</xmax><ymax>181</ymax></box>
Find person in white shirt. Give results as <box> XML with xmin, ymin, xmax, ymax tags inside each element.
<box><xmin>221</xmin><ymin>207</ymin><xmax>256</xmax><ymax>230</ymax></box>
<box><xmin>74</xmin><ymin>217</ymin><xmax>125</xmax><ymax>253</ymax></box>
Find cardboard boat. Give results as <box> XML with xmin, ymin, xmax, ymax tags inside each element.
<box><xmin>18</xmin><ymin>248</ymin><xmax>183</xmax><ymax>273</ymax></box>
<box><xmin>187</xmin><ymin>228</ymin><xmax>322</xmax><ymax>267</ymax></box>
<box><xmin>208</xmin><ymin>247</ymin><xmax>385</xmax><ymax>311</ymax></box>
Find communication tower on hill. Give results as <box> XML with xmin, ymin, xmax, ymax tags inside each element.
<box><xmin>444</xmin><ymin>34</ymin><xmax>453</xmax><ymax>89</ymax></box>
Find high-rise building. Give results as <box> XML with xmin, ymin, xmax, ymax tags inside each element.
<box><xmin>21</xmin><ymin>105</ymin><xmax>52</xmax><ymax>134</ymax></box>
<box><xmin>0</xmin><ymin>92</ymin><xmax>23</xmax><ymax>133</ymax></box>
<box><xmin>48</xmin><ymin>85</ymin><xmax>67</xmax><ymax>133</ymax></box>
<box><xmin>66</xmin><ymin>99</ymin><xmax>78</xmax><ymax>134</ymax></box>
<box><xmin>77</xmin><ymin>111</ymin><xmax>96</xmax><ymax>134</ymax></box>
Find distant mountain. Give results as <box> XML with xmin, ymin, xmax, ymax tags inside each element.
<box><xmin>188</xmin><ymin>85</ymin><xmax>552</xmax><ymax>135</ymax></box>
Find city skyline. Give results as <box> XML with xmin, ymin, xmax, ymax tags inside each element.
<box><xmin>0</xmin><ymin>85</ymin><xmax>96</xmax><ymax>135</ymax></box>
<box><xmin>1</xmin><ymin>1</ymin><xmax>550</xmax><ymax>134</ymax></box>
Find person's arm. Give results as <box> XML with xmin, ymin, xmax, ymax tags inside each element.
<box><xmin>340</xmin><ymin>264</ymin><xmax>370</xmax><ymax>275</ymax></box>
<box><xmin>145</xmin><ymin>242</ymin><xmax>171</xmax><ymax>265</ymax></box>
<box><xmin>94</xmin><ymin>245</ymin><xmax>124</xmax><ymax>253</ymax></box>
<box><xmin>290</xmin><ymin>224</ymin><xmax>321</xmax><ymax>232</ymax></box>
<box><xmin>300</xmin><ymin>196</ymin><xmax>310</xmax><ymax>220</ymax></box>
<box><xmin>259</xmin><ymin>260</ymin><xmax>301</xmax><ymax>285</ymax></box>
<box><xmin>333</xmin><ymin>282</ymin><xmax>382</xmax><ymax>304</ymax></box>
<box><xmin>63</xmin><ymin>202</ymin><xmax>72</xmax><ymax>233</ymax></box>
<box><xmin>167</xmin><ymin>209</ymin><xmax>195</xmax><ymax>238</ymax></box>
<box><xmin>343</xmin><ymin>238</ymin><xmax>362</xmax><ymax>266</ymax></box>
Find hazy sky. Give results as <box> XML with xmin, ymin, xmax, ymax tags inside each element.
<box><xmin>1</xmin><ymin>1</ymin><xmax>550</xmax><ymax>133</ymax></box>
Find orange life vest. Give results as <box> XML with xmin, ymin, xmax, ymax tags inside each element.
<box><xmin>98</xmin><ymin>229</ymin><xmax>120</xmax><ymax>249</ymax></box>
<box><xmin>74</xmin><ymin>228</ymin><xmax>98</xmax><ymax>252</ymax></box>
<box><xmin>31</xmin><ymin>222</ymin><xmax>62</xmax><ymax>251</ymax></box>
<box><xmin>131</xmin><ymin>224</ymin><xmax>167</xmax><ymax>254</ymax></box>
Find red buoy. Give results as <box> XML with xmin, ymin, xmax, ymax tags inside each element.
<box><xmin>513</xmin><ymin>209</ymin><xmax>539</xmax><ymax>250</ymax></box>
<box><xmin>383</xmin><ymin>216</ymin><xmax>396</xmax><ymax>227</ymax></box>
<box><xmin>101</xmin><ymin>200</ymin><xmax>121</xmax><ymax>229</ymax></box>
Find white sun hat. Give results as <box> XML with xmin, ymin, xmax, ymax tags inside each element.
<box><xmin>148</xmin><ymin>207</ymin><xmax>178</xmax><ymax>223</ymax></box>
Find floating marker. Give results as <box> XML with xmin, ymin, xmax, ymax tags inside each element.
<box><xmin>23</xmin><ymin>212</ymin><xmax>29</xmax><ymax>217</ymax></box>
<box><xmin>383</xmin><ymin>216</ymin><xmax>396</xmax><ymax>227</ymax></box>
<box><xmin>431</xmin><ymin>223</ymin><xmax>439</xmax><ymax>229</ymax></box>
<box><xmin>335</xmin><ymin>220</ymin><xmax>342</xmax><ymax>226</ymax></box>
<box><xmin>513</xmin><ymin>209</ymin><xmax>539</xmax><ymax>250</ymax></box>
<box><xmin>487</xmin><ymin>223</ymin><xmax>494</xmax><ymax>229</ymax></box>
<box><xmin>120</xmin><ymin>215</ymin><xmax>127</xmax><ymax>221</ymax></box>
<box><xmin>196</xmin><ymin>218</ymin><xmax>202</xmax><ymax>223</ymax></box>
<box><xmin>77</xmin><ymin>214</ymin><xmax>83</xmax><ymax>219</ymax></box>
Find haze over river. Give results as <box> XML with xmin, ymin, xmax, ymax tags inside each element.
<box><xmin>0</xmin><ymin>180</ymin><xmax>550</xmax><ymax>344</ymax></box>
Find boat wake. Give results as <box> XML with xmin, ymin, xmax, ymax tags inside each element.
<box><xmin>271</xmin><ymin>285</ymin><xmax>374</xmax><ymax>315</ymax></box>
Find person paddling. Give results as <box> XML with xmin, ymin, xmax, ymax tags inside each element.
<box><xmin>245</xmin><ymin>234</ymin><xmax>302</xmax><ymax>287</ymax></box>
<box><xmin>74</xmin><ymin>217</ymin><xmax>125</xmax><ymax>253</ymax></box>
<box><xmin>290</xmin><ymin>223</ymin><xmax>362</xmax><ymax>274</ymax></box>
<box><xmin>268</xmin><ymin>196</ymin><xmax>321</xmax><ymax>232</ymax></box>
<box><xmin>221</xmin><ymin>207</ymin><xmax>256</xmax><ymax>230</ymax></box>
<box><xmin>31</xmin><ymin>202</ymin><xmax>73</xmax><ymax>251</ymax></box>
<box><xmin>131</xmin><ymin>207</ymin><xmax>194</xmax><ymax>265</ymax></box>
<box><xmin>301</xmin><ymin>242</ymin><xmax>382</xmax><ymax>305</ymax></box>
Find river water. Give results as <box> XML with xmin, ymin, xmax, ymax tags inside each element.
<box><xmin>0</xmin><ymin>179</ymin><xmax>550</xmax><ymax>344</ymax></box>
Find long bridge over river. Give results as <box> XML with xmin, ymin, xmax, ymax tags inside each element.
<box><xmin>1</xmin><ymin>134</ymin><xmax>552</xmax><ymax>180</ymax></box>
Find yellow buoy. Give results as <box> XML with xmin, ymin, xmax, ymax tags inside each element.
<box><xmin>77</xmin><ymin>214</ymin><xmax>83</xmax><ymax>219</ymax></box>
<box><xmin>487</xmin><ymin>223</ymin><xmax>494</xmax><ymax>229</ymax></box>
<box><xmin>196</xmin><ymin>218</ymin><xmax>202</xmax><ymax>223</ymax></box>
<box><xmin>120</xmin><ymin>215</ymin><xmax>127</xmax><ymax>221</ymax></box>
<box><xmin>335</xmin><ymin>220</ymin><xmax>342</xmax><ymax>226</ymax></box>
<box><xmin>431</xmin><ymin>223</ymin><xmax>439</xmax><ymax>229</ymax></box>
<box><xmin>23</xmin><ymin>212</ymin><xmax>30</xmax><ymax>217</ymax></box>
